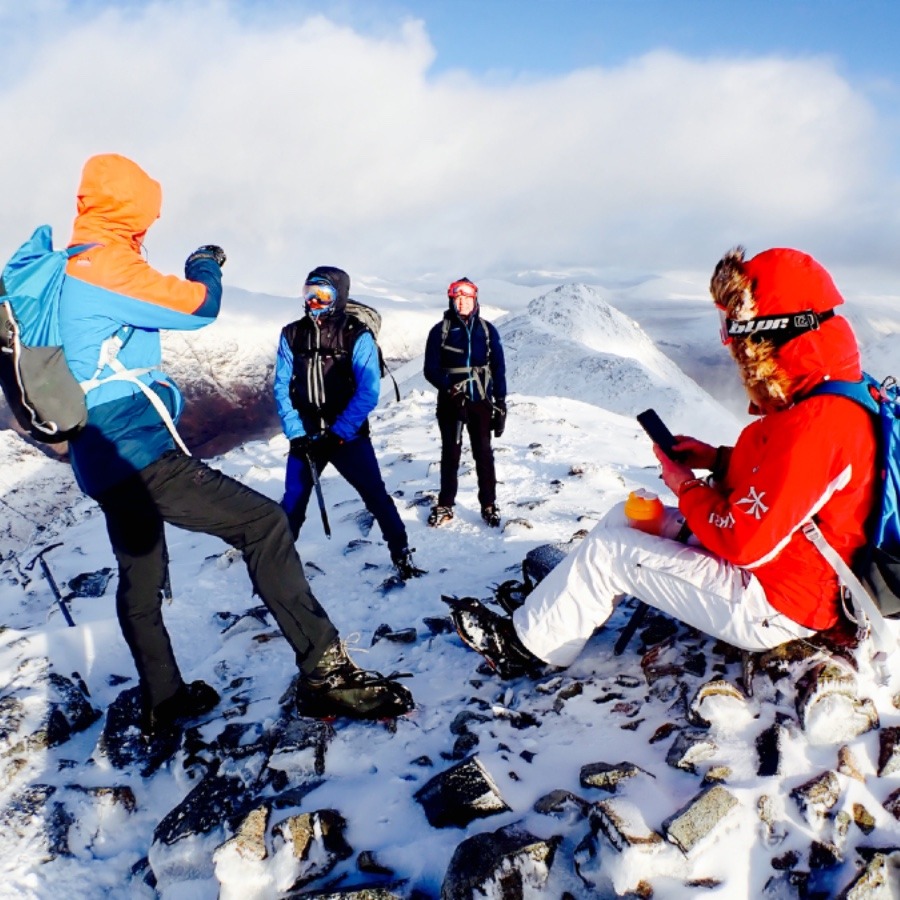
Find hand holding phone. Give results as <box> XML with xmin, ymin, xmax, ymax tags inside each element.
<box><xmin>636</xmin><ymin>408</ymin><xmax>684</xmax><ymax>461</ymax></box>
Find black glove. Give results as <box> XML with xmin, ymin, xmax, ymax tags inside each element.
<box><xmin>289</xmin><ymin>435</ymin><xmax>313</xmax><ymax>458</ymax></box>
<box><xmin>186</xmin><ymin>245</ymin><xmax>227</xmax><ymax>268</ymax></box>
<box><xmin>492</xmin><ymin>399</ymin><xmax>507</xmax><ymax>437</ymax></box>
<box><xmin>317</xmin><ymin>427</ymin><xmax>343</xmax><ymax>453</ymax></box>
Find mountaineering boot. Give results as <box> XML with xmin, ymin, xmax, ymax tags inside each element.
<box><xmin>481</xmin><ymin>505</ymin><xmax>501</xmax><ymax>528</ymax></box>
<box><xmin>449</xmin><ymin>597</ymin><xmax>543</xmax><ymax>679</ymax></box>
<box><xmin>141</xmin><ymin>679</ymin><xmax>220</xmax><ymax>739</ymax></box>
<box><xmin>392</xmin><ymin>547</ymin><xmax>426</xmax><ymax>580</ymax></box>
<box><xmin>296</xmin><ymin>640</ymin><xmax>415</xmax><ymax>720</ymax></box>
<box><xmin>428</xmin><ymin>505</ymin><xmax>454</xmax><ymax>527</ymax></box>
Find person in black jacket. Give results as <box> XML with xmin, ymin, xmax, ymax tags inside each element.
<box><xmin>423</xmin><ymin>278</ymin><xmax>507</xmax><ymax>528</ymax></box>
<box><xmin>274</xmin><ymin>265</ymin><xmax>423</xmax><ymax>580</ymax></box>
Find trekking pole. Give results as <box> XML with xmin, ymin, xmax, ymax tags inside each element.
<box><xmin>306</xmin><ymin>453</ymin><xmax>331</xmax><ymax>539</ymax></box>
<box><xmin>28</xmin><ymin>543</ymin><xmax>76</xmax><ymax>627</ymax></box>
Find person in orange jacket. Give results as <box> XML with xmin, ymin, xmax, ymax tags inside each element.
<box><xmin>59</xmin><ymin>154</ymin><xmax>414</xmax><ymax>736</ymax></box>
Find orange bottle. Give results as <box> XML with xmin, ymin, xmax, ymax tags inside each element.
<box><xmin>624</xmin><ymin>489</ymin><xmax>665</xmax><ymax>535</ymax></box>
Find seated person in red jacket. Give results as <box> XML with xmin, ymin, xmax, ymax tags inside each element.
<box><xmin>451</xmin><ymin>247</ymin><xmax>878</xmax><ymax>677</ymax></box>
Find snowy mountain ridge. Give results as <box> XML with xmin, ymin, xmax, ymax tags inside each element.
<box><xmin>0</xmin><ymin>280</ymin><xmax>898</xmax><ymax>898</ymax></box>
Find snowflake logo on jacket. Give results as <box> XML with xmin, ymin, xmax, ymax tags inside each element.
<box><xmin>736</xmin><ymin>486</ymin><xmax>769</xmax><ymax>520</ymax></box>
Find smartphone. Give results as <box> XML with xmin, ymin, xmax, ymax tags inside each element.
<box><xmin>637</xmin><ymin>408</ymin><xmax>684</xmax><ymax>461</ymax></box>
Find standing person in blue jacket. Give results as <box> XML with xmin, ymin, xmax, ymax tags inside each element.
<box><xmin>274</xmin><ymin>266</ymin><xmax>424</xmax><ymax>581</ymax></box>
<box><xmin>423</xmin><ymin>277</ymin><xmax>507</xmax><ymax>528</ymax></box>
<box><xmin>59</xmin><ymin>155</ymin><xmax>414</xmax><ymax>735</ymax></box>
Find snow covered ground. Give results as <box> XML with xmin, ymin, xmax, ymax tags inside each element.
<box><xmin>1</xmin><ymin>276</ymin><xmax>899</xmax><ymax>898</ymax></box>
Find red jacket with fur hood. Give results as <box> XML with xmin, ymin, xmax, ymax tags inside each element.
<box><xmin>679</xmin><ymin>248</ymin><xmax>877</xmax><ymax>631</ymax></box>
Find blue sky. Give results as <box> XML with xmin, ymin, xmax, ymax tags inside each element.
<box><xmin>1</xmin><ymin>0</ymin><xmax>899</xmax><ymax>295</ymax></box>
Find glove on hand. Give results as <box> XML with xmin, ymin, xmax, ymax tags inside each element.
<box><xmin>289</xmin><ymin>435</ymin><xmax>314</xmax><ymax>458</ymax></box>
<box><xmin>186</xmin><ymin>245</ymin><xmax>227</xmax><ymax>268</ymax></box>
<box><xmin>317</xmin><ymin>427</ymin><xmax>343</xmax><ymax>453</ymax></box>
<box><xmin>492</xmin><ymin>399</ymin><xmax>507</xmax><ymax>438</ymax></box>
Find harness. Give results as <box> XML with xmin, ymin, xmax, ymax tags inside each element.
<box><xmin>440</xmin><ymin>315</ymin><xmax>493</xmax><ymax>400</ymax></box>
<box><xmin>79</xmin><ymin>325</ymin><xmax>190</xmax><ymax>455</ymax></box>
<box><xmin>288</xmin><ymin>312</ymin><xmax>365</xmax><ymax>431</ymax></box>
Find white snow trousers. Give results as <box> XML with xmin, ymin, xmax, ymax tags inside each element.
<box><xmin>513</xmin><ymin>502</ymin><xmax>816</xmax><ymax>667</ymax></box>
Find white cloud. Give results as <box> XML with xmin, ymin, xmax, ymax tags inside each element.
<box><xmin>0</xmin><ymin>1</ymin><xmax>897</xmax><ymax>295</ymax></box>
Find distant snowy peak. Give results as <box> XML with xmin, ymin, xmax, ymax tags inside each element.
<box><xmin>526</xmin><ymin>283</ymin><xmax>655</xmax><ymax>354</ymax></box>
<box><xmin>499</xmin><ymin>283</ymin><xmax>741</xmax><ymax>441</ymax></box>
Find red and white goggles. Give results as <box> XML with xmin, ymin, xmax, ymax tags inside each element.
<box><xmin>448</xmin><ymin>280</ymin><xmax>478</xmax><ymax>301</ymax></box>
<box><xmin>304</xmin><ymin>281</ymin><xmax>337</xmax><ymax>310</ymax></box>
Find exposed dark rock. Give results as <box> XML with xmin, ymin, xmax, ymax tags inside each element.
<box><xmin>791</xmin><ymin>771</ymin><xmax>841</xmax><ymax>825</ymax></box>
<box><xmin>756</xmin><ymin>721</ymin><xmax>788</xmax><ymax>777</ymax></box>
<box><xmin>440</xmin><ymin>823</ymin><xmax>560</xmax><ymax>900</ymax></box>
<box><xmin>876</xmin><ymin>726</ymin><xmax>900</xmax><ymax>777</ymax></box>
<box><xmin>67</xmin><ymin>567</ymin><xmax>113</xmax><ymax>598</ymax></box>
<box><xmin>853</xmin><ymin>803</ymin><xmax>876</xmax><ymax>835</ymax></box>
<box><xmin>579</xmin><ymin>760</ymin><xmax>647</xmax><ymax>793</ymax></box>
<box><xmin>99</xmin><ymin>685</ymin><xmax>180</xmax><ymax>777</ymax></box>
<box><xmin>414</xmin><ymin>755</ymin><xmax>511</xmax><ymax>828</ymax></box>
<box><xmin>771</xmin><ymin>849</ymin><xmax>800</xmax><ymax>870</ymax></box>
<box><xmin>796</xmin><ymin>662</ymin><xmax>879</xmax><ymax>744</ymax></box>
<box><xmin>688</xmin><ymin>679</ymin><xmax>748</xmax><ymax>728</ymax></box>
<box><xmin>153</xmin><ymin>771</ymin><xmax>251</xmax><ymax>848</ymax></box>
<box><xmin>213</xmin><ymin>804</ymin><xmax>269</xmax><ymax>862</ymax></box>
<box><xmin>662</xmin><ymin>785</ymin><xmax>739</xmax><ymax>855</ymax></box>
<box><xmin>809</xmin><ymin>839</ymin><xmax>842</xmax><ymax>870</ymax></box>
<box><xmin>422</xmin><ymin>616</ymin><xmax>454</xmax><ymax>636</ymax></box>
<box><xmin>665</xmin><ymin>728</ymin><xmax>717</xmax><ymax>773</ymax></box>
<box><xmin>267</xmin><ymin>716</ymin><xmax>334</xmax><ymax>778</ymax></box>
<box><xmin>532</xmin><ymin>789</ymin><xmax>591</xmax><ymax>820</ymax></box>
<box><xmin>838</xmin><ymin>849</ymin><xmax>900</xmax><ymax>898</ymax></box>
<box><xmin>883</xmin><ymin>788</ymin><xmax>900</xmax><ymax>820</ymax></box>
<box><xmin>591</xmin><ymin>798</ymin><xmax>664</xmax><ymax>851</ymax></box>
<box><xmin>357</xmin><ymin>849</ymin><xmax>395</xmax><ymax>876</ymax></box>
<box><xmin>372</xmin><ymin>624</ymin><xmax>417</xmax><ymax>645</ymax></box>
<box><xmin>277</xmin><ymin>809</ymin><xmax>354</xmax><ymax>891</ymax></box>
<box><xmin>838</xmin><ymin>745</ymin><xmax>866</xmax><ymax>782</ymax></box>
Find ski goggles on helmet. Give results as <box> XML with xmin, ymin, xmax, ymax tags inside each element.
<box><xmin>448</xmin><ymin>280</ymin><xmax>478</xmax><ymax>301</ymax></box>
<box><xmin>303</xmin><ymin>280</ymin><xmax>337</xmax><ymax>310</ymax></box>
<box><xmin>717</xmin><ymin>306</ymin><xmax>835</xmax><ymax>346</ymax></box>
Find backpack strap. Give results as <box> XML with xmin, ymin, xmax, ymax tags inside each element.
<box><xmin>807</xmin><ymin>375</ymin><xmax>880</xmax><ymax>414</ymax></box>
<box><xmin>80</xmin><ymin>325</ymin><xmax>190</xmax><ymax>456</ymax></box>
<box><xmin>801</xmin><ymin>520</ymin><xmax>896</xmax><ymax>683</ymax></box>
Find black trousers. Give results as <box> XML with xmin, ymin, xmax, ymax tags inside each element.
<box><xmin>436</xmin><ymin>396</ymin><xmax>496</xmax><ymax>509</ymax></box>
<box><xmin>97</xmin><ymin>451</ymin><xmax>338</xmax><ymax>710</ymax></box>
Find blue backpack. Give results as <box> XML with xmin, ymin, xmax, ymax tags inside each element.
<box><xmin>805</xmin><ymin>373</ymin><xmax>900</xmax><ymax>621</ymax></box>
<box><xmin>0</xmin><ymin>226</ymin><xmax>94</xmax><ymax>442</ymax></box>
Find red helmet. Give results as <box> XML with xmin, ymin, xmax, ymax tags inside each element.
<box><xmin>448</xmin><ymin>278</ymin><xmax>478</xmax><ymax>301</ymax></box>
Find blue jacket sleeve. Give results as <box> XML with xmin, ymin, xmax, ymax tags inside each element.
<box><xmin>423</xmin><ymin>323</ymin><xmax>449</xmax><ymax>392</ymax></box>
<box><xmin>488</xmin><ymin>322</ymin><xmax>506</xmax><ymax>400</ymax></box>
<box><xmin>274</xmin><ymin>330</ymin><xmax>305</xmax><ymax>439</ymax></box>
<box><xmin>332</xmin><ymin>331</ymin><xmax>380</xmax><ymax>440</ymax></box>
<box><xmin>185</xmin><ymin>255</ymin><xmax>223</xmax><ymax>319</ymax></box>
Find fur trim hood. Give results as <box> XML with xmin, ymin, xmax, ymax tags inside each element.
<box><xmin>710</xmin><ymin>247</ymin><xmax>862</xmax><ymax>413</ymax></box>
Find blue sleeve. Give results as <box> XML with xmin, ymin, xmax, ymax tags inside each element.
<box><xmin>489</xmin><ymin>323</ymin><xmax>506</xmax><ymax>399</ymax></box>
<box><xmin>423</xmin><ymin>323</ymin><xmax>448</xmax><ymax>392</ymax></box>
<box><xmin>332</xmin><ymin>331</ymin><xmax>380</xmax><ymax>440</ymax></box>
<box><xmin>274</xmin><ymin>331</ymin><xmax>305</xmax><ymax>439</ymax></box>
<box><xmin>185</xmin><ymin>255</ymin><xmax>223</xmax><ymax>318</ymax></box>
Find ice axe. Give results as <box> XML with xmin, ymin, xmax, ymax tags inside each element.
<box><xmin>306</xmin><ymin>453</ymin><xmax>331</xmax><ymax>538</ymax></box>
<box><xmin>26</xmin><ymin>543</ymin><xmax>76</xmax><ymax>627</ymax></box>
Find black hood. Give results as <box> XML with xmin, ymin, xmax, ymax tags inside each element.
<box><xmin>305</xmin><ymin>265</ymin><xmax>350</xmax><ymax>315</ymax></box>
